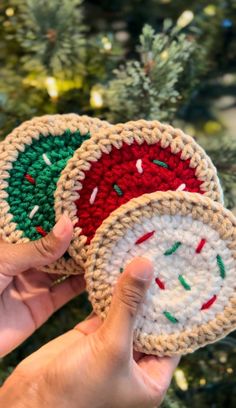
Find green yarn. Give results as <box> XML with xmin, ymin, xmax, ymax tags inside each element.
<box><xmin>152</xmin><ymin>159</ymin><xmax>168</xmax><ymax>168</ymax></box>
<box><xmin>163</xmin><ymin>311</ymin><xmax>178</xmax><ymax>323</ymax></box>
<box><xmin>164</xmin><ymin>241</ymin><xmax>182</xmax><ymax>256</ymax></box>
<box><xmin>113</xmin><ymin>183</ymin><xmax>123</xmax><ymax>196</ymax></box>
<box><xmin>6</xmin><ymin>129</ymin><xmax>90</xmax><ymax>240</ymax></box>
<box><xmin>216</xmin><ymin>254</ymin><xmax>226</xmax><ymax>279</ymax></box>
<box><xmin>178</xmin><ymin>274</ymin><xmax>191</xmax><ymax>291</ymax></box>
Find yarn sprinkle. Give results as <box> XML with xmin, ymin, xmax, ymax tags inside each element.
<box><xmin>163</xmin><ymin>311</ymin><xmax>179</xmax><ymax>323</ymax></box>
<box><xmin>164</xmin><ymin>241</ymin><xmax>182</xmax><ymax>256</ymax></box>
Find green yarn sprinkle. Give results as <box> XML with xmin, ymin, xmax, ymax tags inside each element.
<box><xmin>120</xmin><ymin>267</ymin><xmax>124</xmax><ymax>273</ymax></box>
<box><xmin>178</xmin><ymin>274</ymin><xmax>191</xmax><ymax>291</ymax></box>
<box><xmin>217</xmin><ymin>254</ymin><xmax>226</xmax><ymax>279</ymax></box>
<box><xmin>164</xmin><ymin>241</ymin><xmax>182</xmax><ymax>256</ymax></box>
<box><xmin>152</xmin><ymin>159</ymin><xmax>168</xmax><ymax>168</ymax></box>
<box><xmin>113</xmin><ymin>183</ymin><xmax>123</xmax><ymax>196</ymax></box>
<box><xmin>6</xmin><ymin>129</ymin><xmax>90</xmax><ymax>240</ymax></box>
<box><xmin>163</xmin><ymin>311</ymin><xmax>178</xmax><ymax>323</ymax></box>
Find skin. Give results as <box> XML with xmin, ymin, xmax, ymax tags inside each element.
<box><xmin>0</xmin><ymin>216</ymin><xmax>180</xmax><ymax>407</ymax></box>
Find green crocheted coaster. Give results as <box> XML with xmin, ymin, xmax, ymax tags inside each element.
<box><xmin>0</xmin><ymin>114</ymin><xmax>108</xmax><ymax>274</ymax></box>
<box><xmin>6</xmin><ymin>129</ymin><xmax>89</xmax><ymax>240</ymax></box>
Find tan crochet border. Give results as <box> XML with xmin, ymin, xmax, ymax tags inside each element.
<box><xmin>0</xmin><ymin>114</ymin><xmax>109</xmax><ymax>275</ymax></box>
<box><xmin>85</xmin><ymin>191</ymin><xmax>236</xmax><ymax>356</ymax></box>
<box><xmin>55</xmin><ymin>119</ymin><xmax>224</xmax><ymax>268</ymax></box>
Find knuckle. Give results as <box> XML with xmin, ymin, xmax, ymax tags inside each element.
<box><xmin>118</xmin><ymin>284</ymin><xmax>143</xmax><ymax>316</ymax></box>
<box><xmin>33</xmin><ymin>235</ymin><xmax>56</xmax><ymax>261</ymax></box>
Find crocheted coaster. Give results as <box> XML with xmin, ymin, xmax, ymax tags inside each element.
<box><xmin>85</xmin><ymin>191</ymin><xmax>236</xmax><ymax>356</ymax></box>
<box><xmin>55</xmin><ymin>120</ymin><xmax>223</xmax><ymax>267</ymax></box>
<box><xmin>0</xmin><ymin>114</ymin><xmax>108</xmax><ymax>275</ymax></box>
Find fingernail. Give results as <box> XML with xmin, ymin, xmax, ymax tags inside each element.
<box><xmin>53</xmin><ymin>215</ymin><xmax>69</xmax><ymax>238</ymax></box>
<box><xmin>129</xmin><ymin>257</ymin><xmax>154</xmax><ymax>281</ymax></box>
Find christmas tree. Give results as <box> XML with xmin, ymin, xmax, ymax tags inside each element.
<box><xmin>0</xmin><ymin>1</ymin><xmax>236</xmax><ymax>406</ymax></box>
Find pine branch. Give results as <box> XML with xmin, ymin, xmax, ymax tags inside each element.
<box><xmin>15</xmin><ymin>0</ymin><xmax>87</xmax><ymax>77</ymax></box>
<box><xmin>105</xmin><ymin>23</ymin><xmax>196</xmax><ymax>122</ymax></box>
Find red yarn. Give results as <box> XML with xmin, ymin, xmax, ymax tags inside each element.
<box><xmin>196</xmin><ymin>238</ymin><xmax>206</xmax><ymax>253</ymax></box>
<box><xmin>24</xmin><ymin>173</ymin><xmax>35</xmax><ymax>184</ymax></box>
<box><xmin>201</xmin><ymin>295</ymin><xmax>217</xmax><ymax>310</ymax></box>
<box><xmin>35</xmin><ymin>226</ymin><xmax>47</xmax><ymax>237</ymax></box>
<box><xmin>135</xmin><ymin>231</ymin><xmax>155</xmax><ymax>244</ymax></box>
<box><xmin>155</xmin><ymin>277</ymin><xmax>165</xmax><ymax>290</ymax></box>
<box><xmin>76</xmin><ymin>141</ymin><xmax>204</xmax><ymax>243</ymax></box>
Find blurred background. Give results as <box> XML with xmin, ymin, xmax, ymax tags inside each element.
<box><xmin>0</xmin><ymin>0</ymin><xmax>236</xmax><ymax>406</ymax></box>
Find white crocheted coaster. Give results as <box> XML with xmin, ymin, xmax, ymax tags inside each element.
<box><xmin>85</xmin><ymin>191</ymin><xmax>236</xmax><ymax>356</ymax></box>
<box><xmin>0</xmin><ymin>114</ymin><xmax>109</xmax><ymax>275</ymax></box>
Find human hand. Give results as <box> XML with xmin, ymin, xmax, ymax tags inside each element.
<box><xmin>0</xmin><ymin>215</ymin><xmax>85</xmax><ymax>357</ymax></box>
<box><xmin>1</xmin><ymin>257</ymin><xmax>180</xmax><ymax>408</ymax></box>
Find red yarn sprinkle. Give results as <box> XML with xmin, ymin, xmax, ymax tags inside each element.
<box><xmin>155</xmin><ymin>277</ymin><xmax>165</xmax><ymax>290</ymax></box>
<box><xmin>201</xmin><ymin>295</ymin><xmax>217</xmax><ymax>310</ymax></box>
<box><xmin>196</xmin><ymin>238</ymin><xmax>206</xmax><ymax>253</ymax></box>
<box><xmin>35</xmin><ymin>226</ymin><xmax>47</xmax><ymax>237</ymax></box>
<box><xmin>135</xmin><ymin>230</ymin><xmax>155</xmax><ymax>245</ymax></box>
<box><xmin>24</xmin><ymin>173</ymin><xmax>35</xmax><ymax>184</ymax></box>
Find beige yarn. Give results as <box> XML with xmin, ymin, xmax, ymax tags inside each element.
<box><xmin>55</xmin><ymin>119</ymin><xmax>224</xmax><ymax>268</ymax></box>
<box><xmin>0</xmin><ymin>114</ymin><xmax>109</xmax><ymax>275</ymax></box>
<box><xmin>85</xmin><ymin>191</ymin><xmax>236</xmax><ymax>356</ymax></box>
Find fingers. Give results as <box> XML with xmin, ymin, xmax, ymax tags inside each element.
<box><xmin>98</xmin><ymin>257</ymin><xmax>153</xmax><ymax>357</ymax></box>
<box><xmin>0</xmin><ymin>215</ymin><xmax>73</xmax><ymax>276</ymax></box>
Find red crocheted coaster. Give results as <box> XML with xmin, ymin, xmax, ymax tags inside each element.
<box><xmin>55</xmin><ymin>120</ymin><xmax>223</xmax><ymax>267</ymax></box>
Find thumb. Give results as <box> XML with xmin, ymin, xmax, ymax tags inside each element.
<box><xmin>99</xmin><ymin>257</ymin><xmax>153</xmax><ymax>357</ymax></box>
<box><xmin>0</xmin><ymin>215</ymin><xmax>73</xmax><ymax>276</ymax></box>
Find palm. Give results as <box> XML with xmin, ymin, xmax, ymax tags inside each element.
<box><xmin>0</xmin><ymin>268</ymin><xmax>85</xmax><ymax>356</ymax></box>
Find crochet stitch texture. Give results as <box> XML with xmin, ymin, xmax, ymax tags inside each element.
<box><xmin>0</xmin><ymin>114</ymin><xmax>109</xmax><ymax>274</ymax></box>
<box><xmin>85</xmin><ymin>191</ymin><xmax>236</xmax><ymax>356</ymax></box>
<box><xmin>55</xmin><ymin>119</ymin><xmax>224</xmax><ymax>268</ymax></box>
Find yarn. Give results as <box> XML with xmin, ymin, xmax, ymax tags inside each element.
<box><xmin>85</xmin><ymin>191</ymin><xmax>236</xmax><ymax>356</ymax></box>
<box><xmin>76</xmin><ymin>141</ymin><xmax>203</xmax><ymax>244</ymax></box>
<box><xmin>0</xmin><ymin>114</ymin><xmax>109</xmax><ymax>275</ymax></box>
<box><xmin>6</xmin><ymin>130</ymin><xmax>90</xmax><ymax>240</ymax></box>
<box><xmin>55</xmin><ymin>119</ymin><xmax>224</xmax><ymax>268</ymax></box>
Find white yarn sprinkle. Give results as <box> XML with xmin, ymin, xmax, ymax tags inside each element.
<box><xmin>136</xmin><ymin>159</ymin><xmax>143</xmax><ymax>174</ymax></box>
<box><xmin>29</xmin><ymin>205</ymin><xmax>39</xmax><ymax>219</ymax></box>
<box><xmin>90</xmin><ymin>187</ymin><xmax>98</xmax><ymax>205</ymax></box>
<box><xmin>176</xmin><ymin>183</ymin><xmax>186</xmax><ymax>191</ymax></box>
<box><xmin>42</xmin><ymin>153</ymin><xmax>52</xmax><ymax>166</ymax></box>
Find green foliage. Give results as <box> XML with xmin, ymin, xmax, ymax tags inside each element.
<box><xmin>207</xmin><ymin>146</ymin><xmax>236</xmax><ymax>209</ymax></box>
<box><xmin>105</xmin><ymin>23</ymin><xmax>195</xmax><ymax>122</ymax></box>
<box><xmin>0</xmin><ymin>67</ymin><xmax>53</xmax><ymax>139</ymax></box>
<box><xmin>15</xmin><ymin>0</ymin><xmax>86</xmax><ymax>77</ymax></box>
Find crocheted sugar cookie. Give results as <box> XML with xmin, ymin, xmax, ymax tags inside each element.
<box><xmin>55</xmin><ymin>120</ymin><xmax>223</xmax><ymax>267</ymax></box>
<box><xmin>0</xmin><ymin>114</ymin><xmax>109</xmax><ymax>275</ymax></box>
<box><xmin>85</xmin><ymin>191</ymin><xmax>236</xmax><ymax>356</ymax></box>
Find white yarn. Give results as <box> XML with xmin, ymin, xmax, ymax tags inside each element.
<box><xmin>136</xmin><ymin>159</ymin><xmax>143</xmax><ymax>174</ymax></box>
<box><xmin>29</xmin><ymin>205</ymin><xmax>39</xmax><ymax>219</ymax></box>
<box><xmin>89</xmin><ymin>187</ymin><xmax>98</xmax><ymax>205</ymax></box>
<box><xmin>105</xmin><ymin>215</ymin><xmax>235</xmax><ymax>336</ymax></box>
<box><xmin>176</xmin><ymin>183</ymin><xmax>186</xmax><ymax>191</ymax></box>
<box><xmin>42</xmin><ymin>153</ymin><xmax>52</xmax><ymax>166</ymax></box>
